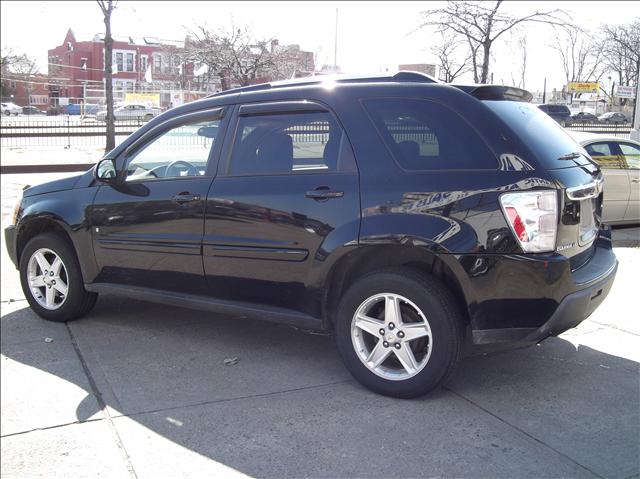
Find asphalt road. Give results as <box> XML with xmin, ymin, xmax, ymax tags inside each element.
<box><xmin>1</xmin><ymin>174</ymin><xmax>639</xmax><ymax>479</ymax></box>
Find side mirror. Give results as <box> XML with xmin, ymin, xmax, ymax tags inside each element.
<box><xmin>95</xmin><ymin>158</ymin><xmax>118</xmax><ymax>182</ymax></box>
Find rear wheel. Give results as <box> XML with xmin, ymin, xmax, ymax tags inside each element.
<box><xmin>334</xmin><ymin>268</ymin><xmax>463</xmax><ymax>398</ymax></box>
<box><xmin>19</xmin><ymin>233</ymin><xmax>97</xmax><ymax>322</ymax></box>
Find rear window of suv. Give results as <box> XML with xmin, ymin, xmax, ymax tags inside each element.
<box><xmin>486</xmin><ymin>101</ymin><xmax>591</xmax><ymax>169</ymax></box>
<box><xmin>363</xmin><ymin>98</ymin><xmax>497</xmax><ymax>170</ymax></box>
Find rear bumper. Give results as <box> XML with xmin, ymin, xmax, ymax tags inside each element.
<box><xmin>470</xmin><ymin>230</ymin><xmax>617</xmax><ymax>346</ymax></box>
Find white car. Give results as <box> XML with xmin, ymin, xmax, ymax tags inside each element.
<box><xmin>96</xmin><ymin>103</ymin><xmax>161</xmax><ymax>122</ymax></box>
<box><xmin>1</xmin><ymin>102</ymin><xmax>23</xmax><ymax>116</ymax></box>
<box><xmin>570</xmin><ymin>131</ymin><xmax>640</xmax><ymax>225</ymax></box>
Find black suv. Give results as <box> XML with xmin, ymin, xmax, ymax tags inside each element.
<box><xmin>538</xmin><ymin>103</ymin><xmax>571</xmax><ymax>126</ymax></box>
<box><xmin>5</xmin><ymin>73</ymin><xmax>617</xmax><ymax>398</ymax></box>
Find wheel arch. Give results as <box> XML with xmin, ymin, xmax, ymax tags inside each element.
<box><xmin>322</xmin><ymin>244</ymin><xmax>472</xmax><ymax>330</ymax></box>
<box><xmin>16</xmin><ymin>216</ymin><xmax>74</xmax><ymax>266</ymax></box>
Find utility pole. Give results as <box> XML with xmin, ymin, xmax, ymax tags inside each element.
<box><xmin>97</xmin><ymin>0</ymin><xmax>116</xmax><ymax>152</ymax></box>
<box><xmin>334</xmin><ymin>8</ymin><xmax>338</xmax><ymax>72</ymax></box>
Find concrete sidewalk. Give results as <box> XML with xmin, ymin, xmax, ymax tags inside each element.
<box><xmin>1</xmin><ymin>215</ymin><xmax>639</xmax><ymax>478</ymax></box>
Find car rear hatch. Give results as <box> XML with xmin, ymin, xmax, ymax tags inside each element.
<box><xmin>482</xmin><ymin>99</ymin><xmax>603</xmax><ymax>266</ymax></box>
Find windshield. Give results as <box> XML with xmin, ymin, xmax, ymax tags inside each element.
<box><xmin>486</xmin><ymin>101</ymin><xmax>591</xmax><ymax>169</ymax></box>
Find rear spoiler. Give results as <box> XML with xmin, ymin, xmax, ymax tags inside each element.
<box><xmin>452</xmin><ymin>84</ymin><xmax>533</xmax><ymax>103</ymax></box>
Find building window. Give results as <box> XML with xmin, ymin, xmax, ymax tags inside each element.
<box><xmin>115</xmin><ymin>52</ymin><xmax>123</xmax><ymax>73</ymax></box>
<box><xmin>80</xmin><ymin>58</ymin><xmax>88</xmax><ymax>69</ymax></box>
<box><xmin>153</xmin><ymin>54</ymin><xmax>162</xmax><ymax>73</ymax></box>
<box><xmin>126</xmin><ymin>53</ymin><xmax>134</xmax><ymax>72</ymax></box>
<box><xmin>141</xmin><ymin>55</ymin><xmax>148</xmax><ymax>72</ymax></box>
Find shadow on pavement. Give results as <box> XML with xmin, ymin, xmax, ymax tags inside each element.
<box><xmin>2</xmin><ymin>296</ymin><xmax>639</xmax><ymax>478</ymax></box>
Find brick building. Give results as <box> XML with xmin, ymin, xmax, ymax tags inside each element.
<box><xmin>47</xmin><ymin>29</ymin><xmax>216</xmax><ymax>107</ymax></box>
<box><xmin>1</xmin><ymin>72</ymin><xmax>49</xmax><ymax>107</ymax></box>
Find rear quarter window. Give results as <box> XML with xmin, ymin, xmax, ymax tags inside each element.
<box><xmin>363</xmin><ymin>98</ymin><xmax>497</xmax><ymax>170</ymax></box>
<box><xmin>486</xmin><ymin>101</ymin><xmax>591</xmax><ymax>169</ymax></box>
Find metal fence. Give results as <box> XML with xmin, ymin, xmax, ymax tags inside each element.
<box><xmin>565</xmin><ymin>123</ymin><xmax>632</xmax><ymax>138</ymax></box>
<box><xmin>0</xmin><ymin>116</ymin><xmax>146</xmax><ymax>148</ymax></box>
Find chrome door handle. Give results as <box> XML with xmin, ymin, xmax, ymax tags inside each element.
<box><xmin>305</xmin><ymin>189</ymin><xmax>344</xmax><ymax>200</ymax></box>
<box><xmin>632</xmin><ymin>178</ymin><xmax>640</xmax><ymax>183</ymax></box>
<box><xmin>172</xmin><ymin>193</ymin><xmax>201</xmax><ymax>204</ymax></box>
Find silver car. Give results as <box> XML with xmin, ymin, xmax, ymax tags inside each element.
<box><xmin>96</xmin><ymin>103</ymin><xmax>161</xmax><ymax>122</ymax></box>
<box><xmin>570</xmin><ymin>132</ymin><xmax>640</xmax><ymax>225</ymax></box>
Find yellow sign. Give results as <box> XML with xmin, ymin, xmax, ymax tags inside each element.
<box><xmin>568</xmin><ymin>82</ymin><xmax>600</xmax><ymax>93</ymax></box>
<box><xmin>124</xmin><ymin>93</ymin><xmax>160</xmax><ymax>107</ymax></box>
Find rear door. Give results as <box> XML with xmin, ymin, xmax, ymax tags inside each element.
<box><xmin>618</xmin><ymin>142</ymin><xmax>640</xmax><ymax>222</ymax></box>
<box><xmin>583</xmin><ymin>141</ymin><xmax>629</xmax><ymax>224</ymax></box>
<box><xmin>203</xmin><ymin>101</ymin><xmax>360</xmax><ymax>315</ymax></box>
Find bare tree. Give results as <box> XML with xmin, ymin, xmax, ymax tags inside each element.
<box><xmin>186</xmin><ymin>24</ymin><xmax>282</xmax><ymax>89</ymax></box>
<box><xmin>552</xmin><ymin>26</ymin><xmax>604</xmax><ymax>84</ymax></box>
<box><xmin>97</xmin><ymin>0</ymin><xmax>116</xmax><ymax>151</ymax></box>
<box><xmin>1</xmin><ymin>49</ymin><xmax>40</xmax><ymax>101</ymax></box>
<box><xmin>601</xmin><ymin>20</ymin><xmax>640</xmax><ymax>88</ymax></box>
<box><xmin>420</xmin><ymin>1</ymin><xmax>567</xmax><ymax>83</ymax></box>
<box><xmin>431</xmin><ymin>36</ymin><xmax>471</xmax><ymax>83</ymax></box>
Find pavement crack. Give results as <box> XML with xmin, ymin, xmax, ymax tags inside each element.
<box><xmin>113</xmin><ymin>379</ymin><xmax>352</xmax><ymax>420</ymax></box>
<box><xmin>444</xmin><ymin>385</ymin><xmax>606</xmax><ymax>479</ymax></box>
<box><xmin>66</xmin><ymin>323</ymin><xmax>138</xmax><ymax>479</ymax></box>
<box><xmin>1</xmin><ymin>418</ymin><xmax>103</xmax><ymax>438</ymax></box>
<box><xmin>588</xmin><ymin>320</ymin><xmax>640</xmax><ymax>337</ymax></box>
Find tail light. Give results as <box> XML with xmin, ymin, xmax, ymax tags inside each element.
<box><xmin>499</xmin><ymin>190</ymin><xmax>558</xmax><ymax>253</ymax></box>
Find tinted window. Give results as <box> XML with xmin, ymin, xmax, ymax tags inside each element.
<box><xmin>584</xmin><ymin>142</ymin><xmax>621</xmax><ymax>169</ymax></box>
<box><xmin>486</xmin><ymin>101</ymin><xmax>591</xmax><ymax>169</ymax></box>
<box><xmin>620</xmin><ymin>143</ymin><xmax>640</xmax><ymax>169</ymax></box>
<box><xmin>125</xmin><ymin>118</ymin><xmax>220</xmax><ymax>181</ymax></box>
<box><xmin>363</xmin><ymin>98</ymin><xmax>497</xmax><ymax>170</ymax></box>
<box><xmin>229</xmin><ymin>111</ymin><xmax>348</xmax><ymax>175</ymax></box>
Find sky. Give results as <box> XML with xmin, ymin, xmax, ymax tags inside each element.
<box><xmin>1</xmin><ymin>0</ymin><xmax>639</xmax><ymax>92</ymax></box>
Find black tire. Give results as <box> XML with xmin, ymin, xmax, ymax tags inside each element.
<box><xmin>334</xmin><ymin>267</ymin><xmax>463</xmax><ymax>398</ymax></box>
<box><xmin>19</xmin><ymin>232</ymin><xmax>97</xmax><ymax>322</ymax></box>
<box><xmin>4</xmin><ymin>110</ymin><xmax>10</xmax><ymax>116</ymax></box>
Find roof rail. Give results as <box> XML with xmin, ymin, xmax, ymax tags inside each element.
<box><xmin>206</xmin><ymin>70</ymin><xmax>439</xmax><ymax>98</ymax></box>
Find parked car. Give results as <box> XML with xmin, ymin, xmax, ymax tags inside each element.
<box><xmin>568</xmin><ymin>111</ymin><xmax>598</xmax><ymax>125</ymax></box>
<box><xmin>597</xmin><ymin>112</ymin><xmax>628</xmax><ymax>124</ymax></box>
<box><xmin>537</xmin><ymin>103</ymin><xmax>571</xmax><ymax>125</ymax></box>
<box><xmin>21</xmin><ymin>106</ymin><xmax>45</xmax><ymax>115</ymax></box>
<box><xmin>1</xmin><ymin>102</ymin><xmax>23</xmax><ymax>116</ymax></box>
<box><xmin>4</xmin><ymin>73</ymin><xmax>618</xmax><ymax>398</ymax></box>
<box><xmin>65</xmin><ymin>103</ymin><xmax>102</xmax><ymax>116</ymax></box>
<box><xmin>570</xmin><ymin>131</ymin><xmax>639</xmax><ymax>225</ymax></box>
<box><xmin>96</xmin><ymin>103</ymin><xmax>161</xmax><ymax>122</ymax></box>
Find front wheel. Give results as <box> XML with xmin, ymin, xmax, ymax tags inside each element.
<box><xmin>4</xmin><ymin>110</ymin><xmax>10</xmax><ymax>116</ymax></box>
<box><xmin>19</xmin><ymin>232</ymin><xmax>97</xmax><ymax>322</ymax></box>
<box><xmin>334</xmin><ymin>268</ymin><xmax>463</xmax><ymax>398</ymax></box>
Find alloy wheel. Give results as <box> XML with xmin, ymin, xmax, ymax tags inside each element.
<box><xmin>27</xmin><ymin>248</ymin><xmax>69</xmax><ymax>310</ymax></box>
<box><xmin>351</xmin><ymin>293</ymin><xmax>433</xmax><ymax>380</ymax></box>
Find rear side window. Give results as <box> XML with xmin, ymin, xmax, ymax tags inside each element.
<box><xmin>229</xmin><ymin>111</ymin><xmax>351</xmax><ymax>175</ymax></box>
<box><xmin>620</xmin><ymin>143</ymin><xmax>640</xmax><ymax>169</ymax></box>
<box><xmin>363</xmin><ymin>98</ymin><xmax>497</xmax><ymax>170</ymax></box>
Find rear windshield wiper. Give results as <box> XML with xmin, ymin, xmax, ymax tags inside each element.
<box><xmin>558</xmin><ymin>152</ymin><xmax>582</xmax><ymax>161</ymax></box>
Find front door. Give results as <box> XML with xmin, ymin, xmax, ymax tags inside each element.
<box><xmin>91</xmin><ymin>108</ymin><xmax>226</xmax><ymax>294</ymax></box>
<box><xmin>203</xmin><ymin>101</ymin><xmax>360</xmax><ymax>316</ymax></box>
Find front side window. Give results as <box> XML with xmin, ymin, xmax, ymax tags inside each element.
<box><xmin>125</xmin><ymin>117</ymin><xmax>221</xmax><ymax>181</ymax></box>
<box><xmin>619</xmin><ymin>143</ymin><xmax>640</xmax><ymax>169</ymax></box>
<box><xmin>126</xmin><ymin>53</ymin><xmax>134</xmax><ymax>72</ymax></box>
<box><xmin>584</xmin><ymin>142</ymin><xmax>622</xmax><ymax>169</ymax></box>
<box><xmin>364</xmin><ymin>98</ymin><xmax>497</xmax><ymax>170</ymax></box>
<box><xmin>229</xmin><ymin>111</ymin><xmax>347</xmax><ymax>175</ymax></box>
